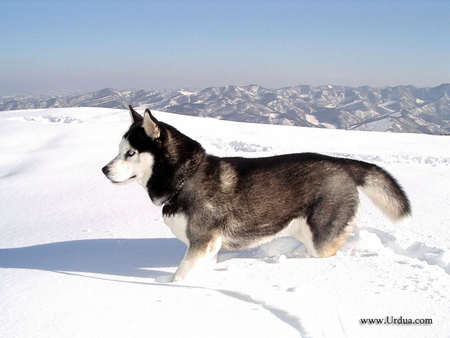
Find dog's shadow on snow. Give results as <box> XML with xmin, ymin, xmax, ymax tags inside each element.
<box><xmin>0</xmin><ymin>238</ymin><xmax>187</xmax><ymax>278</ymax></box>
<box><xmin>0</xmin><ymin>237</ymin><xmax>306</xmax><ymax>279</ymax></box>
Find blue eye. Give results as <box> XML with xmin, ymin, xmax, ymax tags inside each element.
<box><xmin>126</xmin><ymin>150</ymin><xmax>136</xmax><ymax>157</ymax></box>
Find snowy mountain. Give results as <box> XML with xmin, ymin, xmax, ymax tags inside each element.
<box><xmin>1</xmin><ymin>84</ymin><xmax>450</xmax><ymax>134</ymax></box>
<box><xmin>1</xmin><ymin>108</ymin><xmax>450</xmax><ymax>337</ymax></box>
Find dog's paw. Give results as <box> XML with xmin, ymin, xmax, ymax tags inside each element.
<box><xmin>155</xmin><ymin>275</ymin><xmax>174</xmax><ymax>283</ymax></box>
<box><xmin>170</xmin><ymin>273</ymin><xmax>186</xmax><ymax>283</ymax></box>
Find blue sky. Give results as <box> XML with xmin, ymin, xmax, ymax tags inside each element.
<box><xmin>1</xmin><ymin>0</ymin><xmax>448</xmax><ymax>95</ymax></box>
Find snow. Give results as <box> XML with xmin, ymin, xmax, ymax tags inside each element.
<box><xmin>362</xmin><ymin>117</ymin><xmax>393</xmax><ymax>132</ymax></box>
<box><xmin>178</xmin><ymin>90</ymin><xmax>197</xmax><ymax>96</ymax></box>
<box><xmin>1</xmin><ymin>107</ymin><xmax>450</xmax><ymax>338</ymax></box>
<box><xmin>305</xmin><ymin>114</ymin><xmax>336</xmax><ymax>129</ymax></box>
<box><xmin>305</xmin><ymin>113</ymin><xmax>320</xmax><ymax>125</ymax></box>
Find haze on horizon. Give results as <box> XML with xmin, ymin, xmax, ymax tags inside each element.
<box><xmin>1</xmin><ymin>0</ymin><xmax>448</xmax><ymax>96</ymax></box>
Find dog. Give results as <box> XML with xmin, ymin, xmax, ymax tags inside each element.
<box><xmin>102</xmin><ymin>106</ymin><xmax>411</xmax><ymax>282</ymax></box>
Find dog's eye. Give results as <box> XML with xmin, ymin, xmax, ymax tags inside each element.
<box><xmin>126</xmin><ymin>150</ymin><xmax>136</xmax><ymax>157</ymax></box>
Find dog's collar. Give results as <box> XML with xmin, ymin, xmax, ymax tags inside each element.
<box><xmin>163</xmin><ymin>154</ymin><xmax>205</xmax><ymax>206</ymax></box>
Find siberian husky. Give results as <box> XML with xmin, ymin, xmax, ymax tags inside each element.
<box><xmin>102</xmin><ymin>106</ymin><xmax>411</xmax><ymax>282</ymax></box>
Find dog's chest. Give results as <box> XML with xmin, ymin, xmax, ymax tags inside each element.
<box><xmin>163</xmin><ymin>213</ymin><xmax>189</xmax><ymax>245</ymax></box>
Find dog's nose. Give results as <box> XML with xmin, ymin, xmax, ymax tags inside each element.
<box><xmin>102</xmin><ymin>166</ymin><xmax>109</xmax><ymax>176</ymax></box>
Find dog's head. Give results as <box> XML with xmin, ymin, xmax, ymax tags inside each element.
<box><xmin>101</xmin><ymin>106</ymin><xmax>160</xmax><ymax>186</ymax></box>
<box><xmin>102</xmin><ymin>106</ymin><xmax>205</xmax><ymax>205</ymax></box>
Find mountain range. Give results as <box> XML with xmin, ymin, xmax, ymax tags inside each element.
<box><xmin>1</xmin><ymin>84</ymin><xmax>449</xmax><ymax>134</ymax></box>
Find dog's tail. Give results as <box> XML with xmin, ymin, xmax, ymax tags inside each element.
<box><xmin>345</xmin><ymin>159</ymin><xmax>411</xmax><ymax>221</ymax></box>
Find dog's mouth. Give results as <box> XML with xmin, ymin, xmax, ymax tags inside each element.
<box><xmin>110</xmin><ymin>175</ymin><xmax>137</xmax><ymax>184</ymax></box>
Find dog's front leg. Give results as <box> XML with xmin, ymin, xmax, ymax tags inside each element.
<box><xmin>172</xmin><ymin>234</ymin><xmax>222</xmax><ymax>282</ymax></box>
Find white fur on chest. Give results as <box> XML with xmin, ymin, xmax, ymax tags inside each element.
<box><xmin>163</xmin><ymin>213</ymin><xmax>189</xmax><ymax>245</ymax></box>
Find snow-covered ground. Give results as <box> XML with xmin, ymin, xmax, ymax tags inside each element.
<box><xmin>1</xmin><ymin>108</ymin><xmax>450</xmax><ymax>338</ymax></box>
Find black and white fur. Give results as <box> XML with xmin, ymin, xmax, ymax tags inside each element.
<box><xmin>102</xmin><ymin>106</ymin><xmax>411</xmax><ymax>282</ymax></box>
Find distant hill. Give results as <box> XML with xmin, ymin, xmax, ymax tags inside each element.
<box><xmin>2</xmin><ymin>84</ymin><xmax>449</xmax><ymax>134</ymax></box>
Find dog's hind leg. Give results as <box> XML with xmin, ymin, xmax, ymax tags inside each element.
<box><xmin>318</xmin><ymin>228</ymin><xmax>353</xmax><ymax>257</ymax></box>
<box><xmin>288</xmin><ymin>218</ymin><xmax>322</xmax><ymax>258</ymax></box>
<box><xmin>307</xmin><ymin>201</ymin><xmax>360</xmax><ymax>258</ymax></box>
<box><xmin>289</xmin><ymin>196</ymin><xmax>359</xmax><ymax>258</ymax></box>
<box><xmin>291</xmin><ymin>218</ymin><xmax>354</xmax><ymax>258</ymax></box>
<box><xmin>172</xmin><ymin>232</ymin><xmax>222</xmax><ymax>282</ymax></box>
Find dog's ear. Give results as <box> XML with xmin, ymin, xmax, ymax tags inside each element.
<box><xmin>129</xmin><ymin>105</ymin><xmax>143</xmax><ymax>124</ymax></box>
<box><xmin>143</xmin><ymin>109</ymin><xmax>160</xmax><ymax>139</ymax></box>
